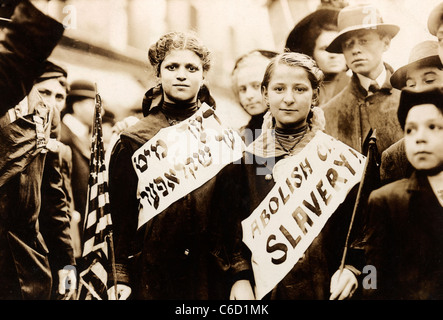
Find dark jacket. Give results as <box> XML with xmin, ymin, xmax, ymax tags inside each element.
<box><xmin>356</xmin><ymin>171</ymin><xmax>443</xmax><ymax>299</ymax></box>
<box><xmin>322</xmin><ymin>65</ymin><xmax>403</xmax><ymax>155</ymax></box>
<box><xmin>0</xmin><ymin>0</ymin><xmax>64</xmax><ymax>299</ymax></box>
<box><xmin>109</xmin><ymin>105</ymin><xmax>230</xmax><ymax>300</ymax></box>
<box><xmin>380</xmin><ymin>138</ymin><xmax>414</xmax><ymax>185</ymax></box>
<box><xmin>60</xmin><ymin>122</ymin><xmax>90</xmax><ymax>229</ymax></box>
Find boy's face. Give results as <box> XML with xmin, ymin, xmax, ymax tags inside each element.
<box><xmin>404</xmin><ymin>104</ymin><xmax>443</xmax><ymax>171</ymax></box>
<box><xmin>405</xmin><ymin>66</ymin><xmax>443</xmax><ymax>91</ymax></box>
<box><xmin>437</xmin><ymin>24</ymin><xmax>443</xmax><ymax>64</ymax></box>
<box><xmin>341</xmin><ymin>29</ymin><xmax>389</xmax><ymax>79</ymax></box>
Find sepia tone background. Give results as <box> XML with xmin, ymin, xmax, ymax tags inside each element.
<box><xmin>31</xmin><ymin>0</ymin><xmax>442</xmax><ymax>129</ymax></box>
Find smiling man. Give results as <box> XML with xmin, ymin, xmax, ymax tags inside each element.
<box><xmin>321</xmin><ymin>3</ymin><xmax>403</xmax><ymax>156</ymax></box>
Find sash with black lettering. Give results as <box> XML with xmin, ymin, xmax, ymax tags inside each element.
<box><xmin>132</xmin><ymin>103</ymin><xmax>245</xmax><ymax>229</ymax></box>
<box><xmin>241</xmin><ymin>131</ymin><xmax>366</xmax><ymax>299</ymax></box>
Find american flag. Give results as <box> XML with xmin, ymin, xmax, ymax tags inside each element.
<box><xmin>77</xmin><ymin>90</ymin><xmax>115</xmax><ymax>300</ymax></box>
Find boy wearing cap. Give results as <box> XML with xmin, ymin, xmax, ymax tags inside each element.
<box><xmin>380</xmin><ymin>40</ymin><xmax>443</xmax><ymax>184</ymax></box>
<box><xmin>330</xmin><ymin>87</ymin><xmax>443</xmax><ymax>300</ymax></box>
<box><xmin>321</xmin><ymin>3</ymin><xmax>403</xmax><ymax>155</ymax></box>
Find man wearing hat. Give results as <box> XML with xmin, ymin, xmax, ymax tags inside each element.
<box><xmin>0</xmin><ymin>0</ymin><xmax>66</xmax><ymax>299</ymax></box>
<box><xmin>285</xmin><ymin>7</ymin><xmax>349</xmax><ymax>106</ymax></box>
<box><xmin>60</xmin><ymin>80</ymin><xmax>97</xmax><ymax>254</ymax></box>
<box><xmin>428</xmin><ymin>2</ymin><xmax>443</xmax><ymax>64</ymax></box>
<box><xmin>321</xmin><ymin>3</ymin><xmax>403</xmax><ymax>156</ymax></box>
<box><xmin>380</xmin><ymin>40</ymin><xmax>443</xmax><ymax>185</ymax></box>
<box><xmin>331</xmin><ymin>86</ymin><xmax>443</xmax><ymax>300</ymax></box>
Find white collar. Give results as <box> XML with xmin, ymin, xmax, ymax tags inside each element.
<box><xmin>357</xmin><ymin>66</ymin><xmax>387</xmax><ymax>91</ymax></box>
<box><xmin>62</xmin><ymin>113</ymin><xmax>89</xmax><ymax>138</ymax></box>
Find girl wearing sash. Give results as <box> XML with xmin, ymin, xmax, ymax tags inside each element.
<box><xmin>108</xmin><ymin>31</ymin><xmax>234</xmax><ymax>300</ymax></box>
<box><xmin>214</xmin><ymin>52</ymin><xmax>360</xmax><ymax>300</ymax></box>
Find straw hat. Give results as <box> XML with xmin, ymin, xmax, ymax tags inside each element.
<box><xmin>390</xmin><ymin>41</ymin><xmax>442</xmax><ymax>89</ymax></box>
<box><xmin>326</xmin><ymin>3</ymin><xmax>399</xmax><ymax>53</ymax></box>
<box><xmin>428</xmin><ymin>2</ymin><xmax>443</xmax><ymax>36</ymax></box>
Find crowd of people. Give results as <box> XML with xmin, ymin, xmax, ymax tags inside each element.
<box><xmin>1</xmin><ymin>0</ymin><xmax>443</xmax><ymax>301</ymax></box>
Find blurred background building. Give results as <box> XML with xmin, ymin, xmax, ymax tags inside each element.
<box><xmin>32</xmin><ymin>0</ymin><xmax>441</xmax><ymax>129</ymax></box>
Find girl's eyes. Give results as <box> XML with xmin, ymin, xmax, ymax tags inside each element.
<box><xmin>165</xmin><ymin>65</ymin><xmax>176</xmax><ymax>71</ymax></box>
<box><xmin>187</xmin><ymin>65</ymin><xmax>199</xmax><ymax>72</ymax></box>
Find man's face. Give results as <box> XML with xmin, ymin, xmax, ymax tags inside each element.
<box><xmin>341</xmin><ymin>29</ymin><xmax>389</xmax><ymax>79</ymax></box>
<box><xmin>28</xmin><ymin>78</ymin><xmax>67</xmax><ymax>113</ymax></box>
<box><xmin>436</xmin><ymin>24</ymin><xmax>443</xmax><ymax>64</ymax></box>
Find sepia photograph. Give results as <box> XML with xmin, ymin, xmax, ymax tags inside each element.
<box><xmin>0</xmin><ymin>0</ymin><xmax>443</xmax><ymax>313</ymax></box>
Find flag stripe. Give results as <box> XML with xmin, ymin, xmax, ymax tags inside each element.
<box><xmin>77</xmin><ymin>92</ymin><xmax>114</xmax><ymax>300</ymax></box>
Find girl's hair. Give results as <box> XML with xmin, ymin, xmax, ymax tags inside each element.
<box><xmin>261</xmin><ymin>52</ymin><xmax>324</xmax><ymax>96</ymax></box>
<box><xmin>148</xmin><ymin>31</ymin><xmax>212</xmax><ymax>77</ymax></box>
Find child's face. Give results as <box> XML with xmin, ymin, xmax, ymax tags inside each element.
<box><xmin>236</xmin><ymin>57</ymin><xmax>269</xmax><ymax>116</ymax></box>
<box><xmin>405</xmin><ymin>66</ymin><xmax>443</xmax><ymax>91</ymax></box>
<box><xmin>313</xmin><ymin>30</ymin><xmax>347</xmax><ymax>75</ymax></box>
<box><xmin>160</xmin><ymin>49</ymin><xmax>204</xmax><ymax>104</ymax></box>
<box><xmin>404</xmin><ymin>104</ymin><xmax>443</xmax><ymax>171</ymax></box>
<box><xmin>341</xmin><ymin>29</ymin><xmax>389</xmax><ymax>79</ymax></box>
<box><xmin>263</xmin><ymin>64</ymin><xmax>314</xmax><ymax>129</ymax></box>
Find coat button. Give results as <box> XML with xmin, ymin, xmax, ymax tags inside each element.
<box><xmin>265</xmin><ymin>174</ymin><xmax>272</xmax><ymax>180</ymax></box>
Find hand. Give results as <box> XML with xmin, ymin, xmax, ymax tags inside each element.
<box><xmin>58</xmin><ymin>266</ymin><xmax>78</xmax><ymax>300</ymax></box>
<box><xmin>107</xmin><ymin>284</ymin><xmax>132</xmax><ymax>300</ymax></box>
<box><xmin>329</xmin><ymin>268</ymin><xmax>358</xmax><ymax>300</ymax></box>
<box><xmin>230</xmin><ymin>280</ymin><xmax>255</xmax><ymax>300</ymax></box>
<box><xmin>112</xmin><ymin>116</ymin><xmax>139</xmax><ymax>135</ymax></box>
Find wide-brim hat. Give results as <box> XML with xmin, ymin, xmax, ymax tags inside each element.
<box><xmin>428</xmin><ymin>2</ymin><xmax>443</xmax><ymax>36</ymax></box>
<box><xmin>390</xmin><ymin>40</ymin><xmax>442</xmax><ymax>89</ymax></box>
<box><xmin>397</xmin><ymin>86</ymin><xmax>443</xmax><ymax>129</ymax></box>
<box><xmin>285</xmin><ymin>8</ymin><xmax>340</xmax><ymax>53</ymax></box>
<box><xmin>67</xmin><ymin>79</ymin><xmax>96</xmax><ymax>99</ymax></box>
<box><xmin>326</xmin><ymin>3</ymin><xmax>400</xmax><ymax>53</ymax></box>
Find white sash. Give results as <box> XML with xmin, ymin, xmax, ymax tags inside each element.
<box><xmin>132</xmin><ymin>103</ymin><xmax>245</xmax><ymax>229</ymax></box>
<box><xmin>241</xmin><ymin>131</ymin><xmax>366</xmax><ymax>299</ymax></box>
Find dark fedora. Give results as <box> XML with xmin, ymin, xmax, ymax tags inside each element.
<box><xmin>428</xmin><ymin>2</ymin><xmax>443</xmax><ymax>36</ymax></box>
<box><xmin>68</xmin><ymin>79</ymin><xmax>96</xmax><ymax>99</ymax></box>
<box><xmin>397</xmin><ymin>86</ymin><xmax>443</xmax><ymax>130</ymax></box>
<box><xmin>326</xmin><ymin>3</ymin><xmax>399</xmax><ymax>53</ymax></box>
<box><xmin>390</xmin><ymin>41</ymin><xmax>442</xmax><ymax>90</ymax></box>
<box><xmin>285</xmin><ymin>8</ymin><xmax>340</xmax><ymax>54</ymax></box>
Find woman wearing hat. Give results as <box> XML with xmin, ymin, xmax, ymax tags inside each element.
<box><xmin>285</xmin><ymin>7</ymin><xmax>349</xmax><ymax>106</ymax></box>
<box><xmin>322</xmin><ymin>3</ymin><xmax>404</xmax><ymax>156</ymax></box>
<box><xmin>331</xmin><ymin>87</ymin><xmax>443</xmax><ymax>300</ymax></box>
<box><xmin>380</xmin><ymin>40</ymin><xmax>443</xmax><ymax>185</ymax></box>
